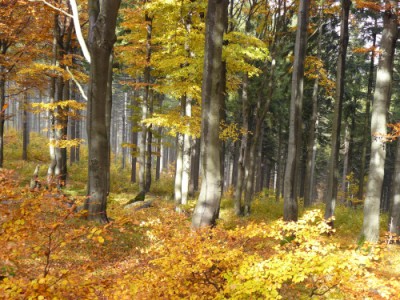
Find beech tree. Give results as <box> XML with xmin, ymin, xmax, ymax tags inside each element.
<box><xmin>362</xmin><ymin>0</ymin><xmax>398</xmax><ymax>242</ymax></box>
<box><xmin>84</xmin><ymin>0</ymin><xmax>121</xmax><ymax>223</ymax></box>
<box><xmin>324</xmin><ymin>0</ymin><xmax>351</xmax><ymax>223</ymax></box>
<box><xmin>283</xmin><ymin>0</ymin><xmax>309</xmax><ymax>222</ymax></box>
<box><xmin>192</xmin><ymin>0</ymin><xmax>228</xmax><ymax>228</ymax></box>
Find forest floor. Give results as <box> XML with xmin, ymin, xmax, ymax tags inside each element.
<box><xmin>1</xmin><ymin>130</ymin><xmax>400</xmax><ymax>299</ymax></box>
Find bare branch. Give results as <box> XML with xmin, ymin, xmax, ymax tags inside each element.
<box><xmin>28</xmin><ymin>0</ymin><xmax>73</xmax><ymax>18</ymax></box>
<box><xmin>66</xmin><ymin>66</ymin><xmax>88</xmax><ymax>101</ymax></box>
<box><xmin>69</xmin><ymin>0</ymin><xmax>91</xmax><ymax>63</ymax></box>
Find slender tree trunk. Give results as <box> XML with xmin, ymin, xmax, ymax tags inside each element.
<box><xmin>304</xmin><ymin>11</ymin><xmax>321</xmax><ymax>206</ymax></box>
<box><xmin>244</xmin><ymin>118</ymin><xmax>262</xmax><ymax>215</ymax></box>
<box><xmin>145</xmin><ymin>89</ymin><xmax>153</xmax><ymax>192</ymax></box>
<box><xmin>358</xmin><ymin>19</ymin><xmax>377</xmax><ymax>200</ymax></box>
<box><xmin>131</xmin><ymin>88</ymin><xmax>138</xmax><ymax>183</ymax></box>
<box><xmin>234</xmin><ymin>75</ymin><xmax>249</xmax><ymax>216</ymax></box>
<box><xmin>340</xmin><ymin>123</ymin><xmax>350</xmax><ymax>203</ymax></box>
<box><xmin>155</xmin><ymin>127</ymin><xmax>162</xmax><ymax>180</ymax></box>
<box><xmin>70</xmin><ymin>88</ymin><xmax>76</xmax><ymax>165</ymax></box>
<box><xmin>0</xmin><ymin>70</ymin><xmax>5</xmax><ymax>168</ymax></box>
<box><xmin>283</xmin><ymin>0</ymin><xmax>309</xmax><ymax>221</ymax></box>
<box><xmin>182</xmin><ymin>97</ymin><xmax>192</xmax><ymax>204</ymax></box>
<box><xmin>389</xmin><ymin>139</ymin><xmax>400</xmax><ymax>235</ymax></box>
<box><xmin>122</xmin><ymin>92</ymin><xmax>127</xmax><ymax>169</ymax></box>
<box><xmin>324</xmin><ymin>0</ymin><xmax>351</xmax><ymax>222</ymax></box>
<box><xmin>22</xmin><ymin>93</ymin><xmax>29</xmax><ymax>161</ymax></box>
<box><xmin>85</xmin><ymin>0</ymin><xmax>121</xmax><ymax>223</ymax></box>
<box><xmin>362</xmin><ymin>0</ymin><xmax>397</xmax><ymax>242</ymax></box>
<box><xmin>192</xmin><ymin>0</ymin><xmax>228</xmax><ymax>229</ymax></box>
<box><xmin>275</xmin><ymin>122</ymin><xmax>283</xmax><ymax>202</ymax></box>
<box><xmin>231</xmin><ymin>141</ymin><xmax>239</xmax><ymax>187</ymax></box>
<box><xmin>175</xmin><ymin>133</ymin><xmax>184</xmax><ymax>205</ymax></box>
<box><xmin>189</xmin><ymin>137</ymin><xmax>200</xmax><ymax>196</ymax></box>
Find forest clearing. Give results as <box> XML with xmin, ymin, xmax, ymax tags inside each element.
<box><xmin>2</xmin><ymin>0</ymin><xmax>400</xmax><ymax>298</ymax></box>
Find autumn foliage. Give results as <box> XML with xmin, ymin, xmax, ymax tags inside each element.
<box><xmin>0</xmin><ymin>167</ymin><xmax>399</xmax><ymax>299</ymax></box>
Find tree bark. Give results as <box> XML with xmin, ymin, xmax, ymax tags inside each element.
<box><xmin>389</xmin><ymin>139</ymin><xmax>400</xmax><ymax>235</ymax></box>
<box><xmin>22</xmin><ymin>92</ymin><xmax>29</xmax><ymax>161</ymax></box>
<box><xmin>145</xmin><ymin>90</ymin><xmax>153</xmax><ymax>192</ymax></box>
<box><xmin>358</xmin><ymin>18</ymin><xmax>377</xmax><ymax>200</ymax></box>
<box><xmin>0</xmin><ymin>68</ymin><xmax>5</xmax><ymax>168</ymax></box>
<box><xmin>362</xmin><ymin>0</ymin><xmax>397</xmax><ymax>242</ymax></box>
<box><xmin>303</xmin><ymin>7</ymin><xmax>322</xmax><ymax>206</ymax></box>
<box><xmin>84</xmin><ymin>0</ymin><xmax>121</xmax><ymax>223</ymax></box>
<box><xmin>182</xmin><ymin>97</ymin><xmax>192</xmax><ymax>204</ymax></box>
<box><xmin>324</xmin><ymin>0</ymin><xmax>351</xmax><ymax>223</ymax></box>
<box><xmin>122</xmin><ymin>92</ymin><xmax>127</xmax><ymax>169</ymax></box>
<box><xmin>192</xmin><ymin>0</ymin><xmax>228</xmax><ymax>229</ymax></box>
<box><xmin>234</xmin><ymin>75</ymin><xmax>249</xmax><ymax>216</ymax></box>
<box><xmin>283</xmin><ymin>0</ymin><xmax>309</xmax><ymax>221</ymax></box>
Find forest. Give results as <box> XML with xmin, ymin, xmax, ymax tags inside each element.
<box><xmin>1</xmin><ymin>0</ymin><xmax>400</xmax><ymax>298</ymax></box>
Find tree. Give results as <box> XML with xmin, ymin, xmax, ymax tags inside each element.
<box><xmin>192</xmin><ymin>0</ymin><xmax>228</xmax><ymax>229</ymax></box>
<box><xmin>84</xmin><ymin>0</ymin><xmax>121</xmax><ymax>223</ymax></box>
<box><xmin>283</xmin><ymin>0</ymin><xmax>309</xmax><ymax>222</ymax></box>
<box><xmin>324</xmin><ymin>0</ymin><xmax>351</xmax><ymax>223</ymax></box>
<box><xmin>362</xmin><ymin>0</ymin><xmax>397</xmax><ymax>242</ymax></box>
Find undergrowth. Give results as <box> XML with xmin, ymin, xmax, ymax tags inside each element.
<box><xmin>1</xmin><ymin>132</ymin><xmax>400</xmax><ymax>299</ymax></box>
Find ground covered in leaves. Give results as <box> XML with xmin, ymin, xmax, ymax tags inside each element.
<box><xmin>1</xmin><ymin>131</ymin><xmax>400</xmax><ymax>299</ymax></box>
<box><xmin>1</xmin><ymin>167</ymin><xmax>400</xmax><ymax>299</ymax></box>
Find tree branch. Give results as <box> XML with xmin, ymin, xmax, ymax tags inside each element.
<box><xmin>66</xmin><ymin>66</ymin><xmax>88</xmax><ymax>101</ymax></box>
<box><xmin>28</xmin><ymin>0</ymin><xmax>73</xmax><ymax>18</ymax></box>
<box><xmin>69</xmin><ymin>0</ymin><xmax>91</xmax><ymax>63</ymax></box>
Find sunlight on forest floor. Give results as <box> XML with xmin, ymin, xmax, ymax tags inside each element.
<box><xmin>1</xmin><ymin>131</ymin><xmax>400</xmax><ymax>299</ymax></box>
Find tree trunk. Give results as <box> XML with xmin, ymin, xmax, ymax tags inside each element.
<box><xmin>182</xmin><ymin>97</ymin><xmax>192</xmax><ymax>204</ymax></box>
<box><xmin>175</xmin><ymin>132</ymin><xmax>184</xmax><ymax>205</ymax></box>
<box><xmin>155</xmin><ymin>127</ymin><xmax>162</xmax><ymax>181</ymax></box>
<box><xmin>145</xmin><ymin>90</ymin><xmax>153</xmax><ymax>192</ymax></box>
<box><xmin>192</xmin><ymin>0</ymin><xmax>228</xmax><ymax>229</ymax></box>
<box><xmin>324</xmin><ymin>0</ymin><xmax>351</xmax><ymax>223</ymax></box>
<box><xmin>362</xmin><ymin>0</ymin><xmax>397</xmax><ymax>242</ymax></box>
<box><xmin>340</xmin><ymin>123</ymin><xmax>350</xmax><ymax>203</ymax></box>
<box><xmin>283</xmin><ymin>0</ymin><xmax>309</xmax><ymax>221</ymax></box>
<box><xmin>389</xmin><ymin>139</ymin><xmax>400</xmax><ymax>235</ymax></box>
<box><xmin>234</xmin><ymin>74</ymin><xmax>249</xmax><ymax>216</ymax></box>
<box><xmin>0</xmin><ymin>70</ymin><xmax>5</xmax><ymax>168</ymax></box>
<box><xmin>122</xmin><ymin>92</ymin><xmax>127</xmax><ymax>169</ymax></box>
<box><xmin>358</xmin><ymin>18</ymin><xmax>377</xmax><ymax>200</ymax></box>
<box><xmin>22</xmin><ymin>93</ymin><xmax>29</xmax><ymax>161</ymax></box>
<box><xmin>189</xmin><ymin>137</ymin><xmax>200</xmax><ymax>197</ymax></box>
<box><xmin>84</xmin><ymin>0</ymin><xmax>121</xmax><ymax>223</ymax></box>
<box><xmin>131</xmin><ymin>88</ymin><xmax>138</xmax><ymax>183</ymax></box>
<box><xmin>275</xmin><ymin>122</ymin><xmax>283</xmax><ymax>202</ymax></box>
<box><xmin>303</xmin><ymin>10</ymin><xmax>321</xmax><ymax>206</ymax></box>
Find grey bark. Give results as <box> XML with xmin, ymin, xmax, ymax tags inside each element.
<box><xmin>0</xmin><ymin>67</ymin><xmax>5</xmax><ymax>168</ymax></box>
<box><xmin>358</xmin><ymin>19</ymin><xmax>377</xmax><ymax>200</ymax></box>
<box><xmin>192</xmin><ymin>0</ymin><xmax>228</xmax><ymax>229</ymax></box>
<box><xmin>303</xmin><ymin>8</ymin><xmax>322</xmax><ymax>207</ymax></box>
<box><xmin>84</xmin><ymin>0</ymin><xmax>121</xmax><ymax>223</ymax></box>
<box><xmin>145</xmin><ymin>90</ymin><xmax>153</xmax><ymax>192</ymax></box>
<box><xmin>182</xmin><ymin>98</ymin><xmax>192</xmax><ymax>204</ymax></box>
<box><xmin>175</xmin><ymin>132</ymin><xmax>184</xmax><ymax>205</ymax></box>
<box><xmin>234</xmin><ymin>75</ymin><xmax>249</xmax><ymax>216</ymax></box>
<box><xmin>283</xmin><ymin>0</ymin><xmax>309</xmax><ymax>221</ymax></box>
<box><xmin>362</xmin><ymin>0</ymin><xmax>397</xmax><ymax>242</ymax></box>
<box><xmin>122</xmin><ymin>92</ymin><xmax>128</xmax><ymax>169</ymax></box>
<box><xmin>324</xmin><ymin>0</ymin><xmax>351</xmax><ymax>223</ymax></box>
<box><xmin>389</xmin><ymin>139</ymin><xmax>400</xmax><ymax>235</ymax></box>
<box><xmin>22</xmin><ymin>93</ymin><xmax>29</xmax><ymax>161</ymax></box>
